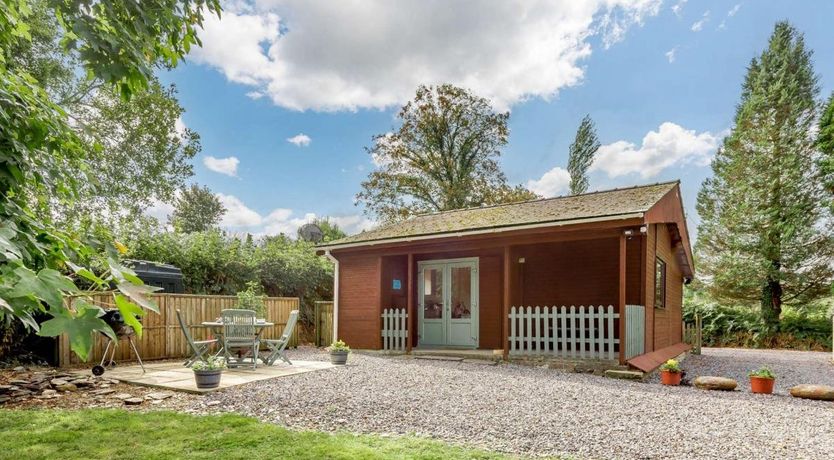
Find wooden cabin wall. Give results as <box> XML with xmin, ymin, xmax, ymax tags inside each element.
<box><xmin>380</xmin><ymin>255</ymin><xmax>408</xmax><ymax>310</ymax></box>
<box><xmin>652</xmin><ymin>224</ymin><xmax>684</xmax><ymax>349</ymax></box>
<box><xmin>337</xmin><ymin>253</ymin><xmax>381</xmax><ymax>349</ymax></box>
<box><xmin>513</xmin><ymin>238</ymin><xmax>641</xmax><ymax>308</ymax></box>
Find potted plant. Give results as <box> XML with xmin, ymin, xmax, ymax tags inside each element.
<box><xmin>328</xmin><ymin>340</ymin><xmax>350</xmax><ymax>365</ymax></box>
<box><xmin>659</xmin><ymin>359</ymin><xmax>682</xmax><ymax>386</ymax></box>
<box><xmin>192</xmin><ymin>357</ymin><xmax>227</xmax><ymax>389</ymax></box>
<box><xmin>749</xmin><ymin>367</ymin><xmax>776</xmax><ymax>394</ymax></box>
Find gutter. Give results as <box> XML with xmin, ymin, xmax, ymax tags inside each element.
<box><xmin>318</xmin><ymin>212</ymin><xmax>645</xmax><ymax>252</ymax></box>
<box><xmin>323</xmin><ymin>250</ymin><xmax>339</xmax><ymax>343</ymax></box>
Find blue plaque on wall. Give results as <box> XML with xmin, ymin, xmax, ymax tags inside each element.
<box><xmin>392</xmin><ymin>279</ymin><xmax>402</xmax><ymax>290</ymax></box>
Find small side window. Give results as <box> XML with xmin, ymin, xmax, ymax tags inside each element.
<box><xmin>655</xmin><ymin>257</ymin><xmax>666</xmax><ymax>309</ymax></box>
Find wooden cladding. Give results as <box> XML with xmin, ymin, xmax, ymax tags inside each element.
<box><xmin>337</xmin><ymin>254</ymin><xmax>381</xmax><ymax>349</ymax></box>
<box><xmin>333</xmin><ymin>221</ymin><xmax>686</xmax><ymax>357</ymax></box>
<box><xmin>58</xmin><ymin>293</ymin><xmax>300</xmax><ymax>367</ymax></box>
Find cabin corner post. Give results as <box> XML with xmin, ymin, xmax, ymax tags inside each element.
<box><xmin>618</xmin><ymin>232</ymin><xmax>627</xmax><ymax>364</ymax></box>
<box><xmin>406</xmin><ymin>253</ymin><xmax>414</xmax><ymax>353</ymax></box>
<box><xmin>502</xmin><ymin>245</ymin><xmax>511</xmax><ymax>360</ymax></box>
<box><xmin>377</xmin><ymin>256</ymin><xmax>384</xmax><ymax>350</ymax></box>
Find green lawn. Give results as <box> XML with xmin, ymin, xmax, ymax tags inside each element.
<box><xmin>0</xmin><ymin>409</ymin><xmax>514</xmax><ymax>460</ymax></box>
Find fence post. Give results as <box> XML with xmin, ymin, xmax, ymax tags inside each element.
<box><xmin>314</xmin><ymin>302</ymin><xmax>321</xmax><ymax>347</ymax></box>
<box><xmin>695</xmin><ymin>313</ymin><xmax>702</xmax><ymax>355</ymax></box>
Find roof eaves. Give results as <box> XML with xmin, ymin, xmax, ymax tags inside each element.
<box><xmin>317</xmin><ymin>211</ymin><xmax>645</xmax><ymax>251</ymax></box>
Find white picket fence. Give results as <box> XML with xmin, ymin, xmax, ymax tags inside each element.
<box><xmin>624</xmin><ymin>304</ymin><xmax>646</xmax><ymax>360</ymax></box>
<box><xmin>381</xmin><ymin>308</ymin><xmax>408</xmax><ymax>351</ymax></box>
<box><xmin>508</xmin><ymin>305</ymin><xmax>620</xmax><ymax>360</ymax></box>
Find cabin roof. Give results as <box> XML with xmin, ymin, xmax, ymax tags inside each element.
<box><xmin>320</xmin><ymin>181</ymin><xmax>680</xmax><ymax>249</ymax></box>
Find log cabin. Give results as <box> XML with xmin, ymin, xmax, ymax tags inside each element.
<box><xmin>317</xmin><ymin>181</ymin><xmax>694</xmax><ymax>369</ymax></box>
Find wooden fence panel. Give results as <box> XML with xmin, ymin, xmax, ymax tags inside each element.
<box><xmin>314</xmin><ymin>301</ymin><xmax>334</xmax><ymax>347</ymax></box>
<box><xmin>508</xmin><ymin>305</ymin><xmax>621</xmax><ymax>359</ymax></box>
<box><xmin>683</xmin><ymin>314</ymin><xmax>702</xmax><ymax>355</ymax></box>
<box><xmin>58</xmin><ymin>293</ymin><xmax>300</xmax><ymax>367</ymax></box>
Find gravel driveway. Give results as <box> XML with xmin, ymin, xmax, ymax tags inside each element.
<box><xmin>192</xmin><ymin>347</ymin><xmax>834</xmax><ymax>459</ymax></box>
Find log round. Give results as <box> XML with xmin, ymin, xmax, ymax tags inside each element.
<box><xmin>693</xmin><ymin>376</ymin><xmax>737</xmax><ymax>391</ymax></box>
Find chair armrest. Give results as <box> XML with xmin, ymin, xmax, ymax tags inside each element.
<box><xmin>194</xmin><ymin>339</ymin><xmax>218</xmax><ymax>345</ymax></box>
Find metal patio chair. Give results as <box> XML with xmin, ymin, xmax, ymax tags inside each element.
<box><xmin>176</xmin><ymin>309</ymin><xmax>218</xmax><ymax>367</ymax></box>
<box><xmin>221</xmin><ymin>309</ymin><xmax>260</xmax><ymax>369</ymax></box>
<box><xmin>262</xmin><ymin>310</ymin><xmax>299</xmax><ymax>366</ymax></box>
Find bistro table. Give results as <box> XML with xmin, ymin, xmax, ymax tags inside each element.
<box><xmin>200</xmin><ymin>319</ymin><xmax>274</xmax><ymax>367</ymax></box>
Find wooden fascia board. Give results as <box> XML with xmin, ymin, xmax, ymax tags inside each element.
<box><xmin>325</xmin><ymin>216</ymin><xmax>645</xmax><ymax>257</ymax></box>
<box><xmin>643</xmin><ymin>184</ymin><xmax>694</xmax><ymax>278</ymax></box>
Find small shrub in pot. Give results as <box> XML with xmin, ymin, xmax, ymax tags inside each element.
<box><xmin>749</xmin><ymin>367</ymin><xmax>776</xmax><ymax>394</ymax></box>
<box><xmin>659</xmin><ymin>359</ymin><xmax>682</xmax><ymax>386</ymax></box>
<box><xmin>329</xmin><ymin>340</ymin><xmax>350</xmax><ymax>365</ymax></box>
<box><xmin>192</xmin><ymin>357</ymin><xmax>227</xmax><ymax>389</ymax></box>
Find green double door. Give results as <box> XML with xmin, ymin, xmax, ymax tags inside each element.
<box><xmin>417</xmin><ymin>258</ymin><xmax>479</xmax><ymax>348</ymax></box>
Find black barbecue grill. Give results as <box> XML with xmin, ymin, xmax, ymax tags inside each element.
<box><xmin>91</xmin><ymin>310</ymin><xmax>145</xmax><ymax>376</ymax></box>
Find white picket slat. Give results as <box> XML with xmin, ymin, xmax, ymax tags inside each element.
<box><xmin>507</xmin><ymin>304</ymin><xmax>626</xmax><ymax>360</ymax></box>
<box><xmin>578</xmin><ymin>305</ymin><xmax>585</xmax><ymax>359</ymax></box>
<box><xmin>380</xmin><ymin>308</ymin><xmax>408</xmax><ymax>351</ymax></box>
<box><xmin>588</xmin><ymin>305</ymin><xmax>597</xmax><ymax>359</ymax></box>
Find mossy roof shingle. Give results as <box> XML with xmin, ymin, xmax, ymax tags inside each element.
<box><xmin>320</xmin><ymin>181</ymin><xmax>678</xmax><ymax>248</ymax></box>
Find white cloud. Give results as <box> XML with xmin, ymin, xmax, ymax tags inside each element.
<box><xmin>286</xmin><ymin>133</ymin><xmax>311</xmax><ymax>147</ymax></box>
<box><xmin>203</xmin><ymin>156</ymin><xmax>240</xmax><ymax>177</ymax></box>
<box><xmin>718</xmin><ymin>4</ymin><xmax>741</xmax><ymax>29</ymax></box>
<box><xmin>665</xmin><ymin>47</ymin><xmax>677</xmax><ymax>63</ymax></box>
<box><xmin>246</xmin><ymin>91</ymin><xmax>265</xmax><ymax>100</ymax></box>
<box><xmin>145</xmin><ymin>199</ymin><xmax>175</xmax><ymax>223</ymax></box>
<box><xmin>189</xmin><ymin>0</ymin><xmax>662</xmax><ymax>111</ymax></box>
<box><xmin>213</xmin><ymin>194</ymin><xmax>376</xmax><ymax>236</ymax></box>
<box><xmin>217</xmin><ymin>193</ymin><xmax>262</xmax><ymax>227</ymax></box>
<box><xmin>526</xmin><ymin>167</ymin><xmax>571</xmax><ymax>198</ymax></box>
<box><xmin>691</xmin><ymin>10</ymin><xmax>710</xmax><ymax>32</ymax></box>
<box><xmin>591</xmin><ymin>122</ymin><xmax>719</xmax><ymax>178</ymax></box>
<box><xmin>174</xmin><ymin>117</ymin><xmax>188</xmax><ymax>139</ymax></box>
<box><xmin>671</xmin><ymin>0</ymin><xmax>687</xmax><ymax>17</ymax></box>
<box><xmin>328</xmin><ymin>215</ymin><xmax>377</xmax><ymax>234</ymax></box>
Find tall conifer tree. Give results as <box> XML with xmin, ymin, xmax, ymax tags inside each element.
<box><xmin>818</xmin><ymin>92</ymin><xmax>834</xmax><ymax>211</ymax></box>
<box><xmin>696</xmin><ymin>22</ymin><xmax>834</xmax><ymax>329</ymax></box>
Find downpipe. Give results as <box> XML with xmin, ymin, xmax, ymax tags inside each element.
<box><xmin>324</xmin><ymin>250</ymin><xmax>339</xmax><ymax>343</ymax></box>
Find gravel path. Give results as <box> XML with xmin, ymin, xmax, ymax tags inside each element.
<box><xmin>648</xmin><ymin>347</ymin><xmax>834</xmax><ymax>393</ymax></box>
<box><xmin>191</xmin><ymin>347</ymin><xmax>834</xmax><ymax>459</ymax></box>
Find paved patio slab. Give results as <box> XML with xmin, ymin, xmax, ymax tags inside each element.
<box><xmin>71</xmin><ymin>360</ymin><xmax>334</xmax><ymax>394</ymax></box>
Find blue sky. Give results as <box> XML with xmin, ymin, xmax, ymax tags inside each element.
<box><xmin>154</xmin><ymin>0</ymin><xmax>834</xmax><ymax>237</ymax></box>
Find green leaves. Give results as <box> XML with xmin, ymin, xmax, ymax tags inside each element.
<box><xmin>114</xmin><ymin>294</ymin><xmax>144</xmax><ymax>338</ymax></box>
<box><xmin>37</xmin><ymin>300</ymin><xmax>114</xmax><ymax>362</ymax></box>
<box><xmin>567</xmin><ymin>114</ymin><xmax>600</xmax><ymax>196</ymax></box>
<box><xmin>695</xmin><ymin>21</ymin><xmax>834</xmax><ymax>327</ymax></box>
<box><xmin>116</xmin><ymin>282</ymin><xmax>160</xmax><ymax>313</ymax></box>
<box><xmin>169</xmin><ymin>184</ymin><xmax>225</xmax><ymax>233</ymax></box>
<box><xmin>0</xmin><ymin>0</ymin><xmax>221</xmax><ymax>361</ymax></box>
<box><xmin>8</xmin><ymin>266</ymin><xmax>77</xmax><ymax>310</ymax></box>
<box><xmin>356</xmin><ymin>84</ymin><xmax>536</xmax><ymax>223</ymax></box>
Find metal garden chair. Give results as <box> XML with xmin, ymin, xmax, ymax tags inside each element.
<box><xmin>176</xmin><ymin>309</ymin><xmax>218</xmax><ymax>367</ymax></box>
<box><xmin>221</xmin><ymin>309</ymin><xmax>260</xmax><ymax>369</ymax></box>
<box><xmin>261</xmin><ymin>310</ymin><xmax>299</xmax><ymax>366</ymax></box>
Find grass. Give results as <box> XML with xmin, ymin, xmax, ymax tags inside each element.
<box><xmin>0</xmin><ymin>409</ymin><xmax>513</xmax><ymax>460</ymax></box>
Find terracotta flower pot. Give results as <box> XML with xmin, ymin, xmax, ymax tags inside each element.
<box><xmin>660</xmin><ymin>370</ymin><xmax>682</xmax><ymax>386</ymax></box>
<box><xmin>750</xmin><ymin>376</ymin><xmax>775</xmax><ymax>394</ymax></box>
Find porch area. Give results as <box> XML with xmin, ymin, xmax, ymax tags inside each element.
<box><xmin>370</xmin><ymin>226</ymin><xmax>657</xmax><ymax>364</ymax></box>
